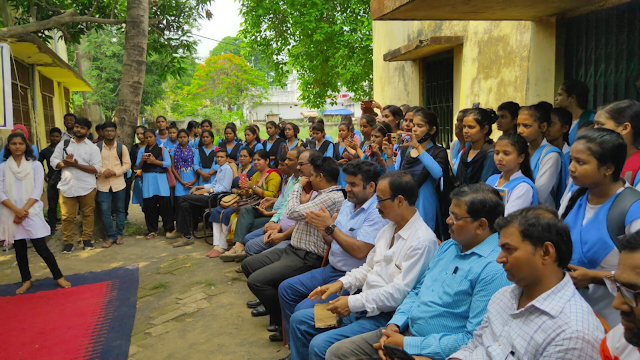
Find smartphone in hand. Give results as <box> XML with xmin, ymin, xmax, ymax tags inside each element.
<box><xmin>303</xmin><ymin>182</ymin><xmax>313</xmax><ymax>194</ymax></box>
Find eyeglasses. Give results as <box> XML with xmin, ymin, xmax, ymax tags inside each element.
<box><xmin>449</xmin><ymin>211</ymin><xmax>473</xmax><ymax>225</ymax></box>
<box><xmin>604</xmin><ymin>275</ymin><xmax>640</xmax><ymax>308</ymax></box>
<box><xmin>377</xmin><ymin>196</ymin><xmax>396</xmax><ymax>203</ymax></box>
<box><xmin>297</xmin><ymin>162</ymin><xmax>310</xmax><ymax>167</ymax></box>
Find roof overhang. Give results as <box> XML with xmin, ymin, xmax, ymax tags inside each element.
<box><xmin>370</xmin><ymin>0</ymin><xmax>630</xmax><ymax>21</ymax></box>
<box><xmin>384</xmin><ymin>36</ymin><xmax>463</xmax><ymax>62</ymax></box>
<box><xmin>3</xmin><ymin>34</ymin><xmax>92</xmax><ymax>91</ymax></box>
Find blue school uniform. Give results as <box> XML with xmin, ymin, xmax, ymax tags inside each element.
<box><xmin>486</xmin><ymin>172</ymin><xmax>538</xmax><ymax>214</ymax></box>
<box><xmin>388</xmin><ymin>143</ymin><xmax>443</xmax><ymax>232</ymax></box>
<box><xmin>563</xmin><ymin>188</ymin><xmax>640</xmax><ymax>326</ymax></box>
<box><xmin>137</xmin><ymin>147</ymin><xmax>171</xmax><ymax>198</ymax></box>
<box><xmin>568</xmin><ymin>110</ymin><xmax>596</xmax><ymax>145</ymax></box>
<box><xmin>174</xmin><ymin>147</ymin><xmax>200</xmax><ymax>197</ymax></box>
<box><xmin>245</xmin><ymin>141</ymin><xmax>264</xmax><ymax>153</ymax></box>
<box><xmin>360</xmin><ymin>152</ymin><xmax>387</xmax><ymax>175</ymax></box>
<box><xmin>530</xmin><ymin>141</ymin><xmax>563</xmax><ymax>206</ymax></box>
<box><xmin>188</xmin><ymin>137</ymin><xmax>199</xmax><ymax>149</ymax></box>
<box><xmin>263</xmin><ymin>137</ymin><xmax>285</xmax><ymax>166</ymax></box>
<box><xmin>163</xmin><ymin>140</ymin><xmax>178</xmax><ymax>155</ymax></box>
<box><xmin>310</xmin><ymin>140</ymin><xmax>334</xmax><ymax>158</ymax></box>
<box><xmin>334</xmin><ymin>142</ymin><xmax>349</xmax><ymax>188</ymax></box>
<box><xmin>285</xmin><ymin>139</ymin><xmax>301</xmax><ymax>151</ymax></box>
<box><xmin>196</xmin><ymin>146</ymin><xmax>218</xmax><ymax>186</ymax></box>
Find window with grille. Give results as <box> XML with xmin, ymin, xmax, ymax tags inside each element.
<box><xmin>563</xmin><ymin>2</ymin><xmax>640</xmax><ymax>108</ymax></box>
<box><xmin>422</xmin><ymin>50</ymin><xmax>454</xmax><ymax>148</ymax></box>
<box><xmin>40</xmin><ymin>74</ymin><xmax>55</xmax><ymax>136</ymax></box>
<box><xmin>10</xmin><ymin>60</ymin><xmax>32</xmax><ymax>143</ymax></box>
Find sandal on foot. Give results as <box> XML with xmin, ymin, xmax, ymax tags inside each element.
<box><xmin>116</xmin><ymin>236</ymin><xmax>124</xmax><ymax>245</ymax></box>
<box><xmin>102</xmin><ymin>240</ymin><xmax>116</xmax><ymax>248</ymax></box>
<box><xmin>145</xmin><ymin>232</ymin><xmax>157</xmax><ymax>240</ymax></box>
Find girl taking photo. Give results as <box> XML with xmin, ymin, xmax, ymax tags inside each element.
<box><xmin>137</xmin><ymin>130</ymin><xmax>176</xmax><ymax>239</ymax></box>
<box><xmin>354</xmin><ymin>122</ymin><xmax>389</xmax><ymax>174</ymax></box>
<box><xmin>485</xmin><ymin>133</ymin><xmax>538</xmax><ymax>215</ymax></box>
<box><xmin>0</xmin><ymin>133</ymin><xmax>70</xmax><ymax>294</ymax></box>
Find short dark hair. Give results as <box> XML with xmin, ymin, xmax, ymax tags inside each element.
<box><xmin>617</xmin><ymin>231</ymin><xmax>640</xmax><ymax>253</ymax></box>
<box><xmin>309</xmin><ymin>155</ymin><xmax>340</xmax><ymax>184</ymax></box>
<box><xmin>102</xmin><ymin>121</ymin><xmax>117</xmax><ymax>130</ymax></box>
<box><xmin>277</xmin><ymin>152</ymin><xmax>288</xmax><ymax>164</ymax></box>
<box><xmin>378</xmin><ymin>171</ymin><xmax>419</xmax><ymax>206</ymax></box>
<box><xmin>49</xmin><ymin>127</ymin><xmax>62</xmax><ymax>135</ymax></box>
<box><xmin>239</xmin><ymin>146</ymin><xmax>254</xmax><ymax>159</ymax></box>
<box><xmin>561</xmin><ymin>79</ymin><xmax>590</xmax><ymax>110</ymax></box>
<box><xmin>95</xmin><ymin>123</ymin><xmax>103</xmax><ymax>132</ymax></box>
<box><xmin>497</xmin><ymin>101</ymin><xmax>520</xmax><ymax>120</ymax></box>
<box><xmin>450</xmin><ymin>183</ymin><xmax>505</xmax><ymax>232</ymax></box>
<box><xmin>495</xmin><ymin>206</ymin><xmax>573</xmax><ymax>268</ymax></box>
<box><xmin>64</xmin><ymin>113</ymin><xmax>77</xmax><ymax>120</ymax></box>
<box><xmin>216</xmin><ymin>149</ymin><xmax>229</xmax><ymax>157</ymax></box>
<box><xmin>201</xmin><ymin>119</ymin><xmax>212</xmax><ymax>127</ymax></box>
<box><xmin>288</xmin><ymin>146</ymin><xmax>304</xmax><ymax>159</ymax></box>
<box><xmin>343</xmin><ymin>160</ymin><xmax>381</xmax><ymax>188</ymax></box>
<box><xmin>75</xmin><ymin>117</ymin><xmax>92</xmax><ymax>130</ymax></box>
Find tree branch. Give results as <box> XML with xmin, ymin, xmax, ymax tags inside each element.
<box><xmin>88</xmin><ymin>0</ymin><xmax>100</xmax><ymax>17</ymax></box>
<box><xmin>110</xmin><ymin>0</ymin><xmax>118</xmax><ymax>19</ymax></box>
<box><xmin>56</xmin><ymin>26</ymin><xmax>71</xmax><ymax>43</ymax></box>
<box><xmin>0</xmin><ymin>9</ymin><xmax>127</xmax><ymax>39</ymax></box>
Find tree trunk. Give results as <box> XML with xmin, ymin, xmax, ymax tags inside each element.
<box><xmin>94</xmin><ymin>0</ymin><xmax>149</xmax><ymax>241</ymax></box>
<box><xmin>113</xmin><ymin>0</ymin><xmax>149</xmax><ymax>151</ymax></box>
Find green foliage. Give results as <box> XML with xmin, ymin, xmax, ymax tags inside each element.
<box><xmin>180</xmin><ymin>53</ymin><xmax>268</xmax><ymax>115</ymax></box>
<box><xmin>2</xmin><ymin>0</ymin><xmax>213</xmax><ymax>81</ymax></box>
<box><xmin>238</xmin><ymin>0</ymin><xmax>373</xmax><ymax>108</ymax></box>
<box><xmin>209</xmin><ymin>35</ymin><xmax>272</xmax><ymax>80</ymax></box>
<box><xmin>79</xmin><ymin>29</ymin><xmax>166</xmax><ymax>119</ymax></box>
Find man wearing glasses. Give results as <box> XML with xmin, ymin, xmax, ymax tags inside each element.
<box><xmin>327</xmin><ymin>183</ymin><xmax>512</xmax><ymax>360</ymax></box>
<box><xmin>447</xmin><ymin>206</ymin><xmax>603</xmax><ymax>360</ymax></box>
<box><xmin>602</xmin><ymin>232</ymin><xmax>640</xmax><ymax>360</ymax></box>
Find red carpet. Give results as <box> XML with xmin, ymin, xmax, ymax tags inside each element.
<box><xmin>0</xmin><ymin>266</ymin><xmax>139</xmax><ymax>360</ymax></box>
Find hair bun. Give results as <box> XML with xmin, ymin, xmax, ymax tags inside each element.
<box><xmin>486</xmin><ymin>108</ymin><xmax>498</xmax><ymax>125</ymax></box>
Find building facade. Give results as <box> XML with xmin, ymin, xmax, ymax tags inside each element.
<box><xmin>370</xmin><ymin>0</ymin><xmax>639</xmax><ymax>146</ymax></box>
<box><xmin>0</xmin><ymin>32</ymin><xmax>91</xmax><ymax>150</ymax></box>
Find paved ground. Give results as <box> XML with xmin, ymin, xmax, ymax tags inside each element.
<box><xmin>0</xmin><ymin>206</ymin><xmax>288</xmax><ymax>360</ymax></box>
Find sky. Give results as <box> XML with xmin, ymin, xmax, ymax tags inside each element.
<box><xmin>193</xmin><ymin>0</ymin><xmax>243</xmax><ymax>61</ymax></box>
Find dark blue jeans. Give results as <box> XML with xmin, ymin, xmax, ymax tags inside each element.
<box><xmin>96</xmin><ymin>188</ymin><xmax>126</xmax><ymax>241</ymax></box>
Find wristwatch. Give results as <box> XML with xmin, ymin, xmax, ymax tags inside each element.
<box><xmin>325</xmin><ymin>224</ymin><xmax>337</xmax><ymax>235</ymax></box>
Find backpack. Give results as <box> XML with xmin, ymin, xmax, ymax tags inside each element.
<box><xmin>96</xmin><ymin>141</ymin><xmax>123</xmax><ymax>165</ymax></box>
<box><xmin>561</xmin><ymin>187</ymin><xmax>640</xmax><ymax>249</ymax></box>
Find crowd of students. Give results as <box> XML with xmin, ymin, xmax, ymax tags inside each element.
<box><xmin>1</xmin><ymin>78</ymin><xmax>640</xmax><ymax>359</ymax></box>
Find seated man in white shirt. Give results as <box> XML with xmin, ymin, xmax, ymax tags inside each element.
<box><xmin>286</xmin><ymin>171</ymin><xmax>439</xmax><ymax>360</ymax></box>
<box><xmin>601</xmin><ymin>231</ymin><xmax>640</xmax><ymax>360</ymax></box>
<box><xmin>448</xmin><ymin>206</ymin><xmax>603</xmax><ymax>360</ymax></box>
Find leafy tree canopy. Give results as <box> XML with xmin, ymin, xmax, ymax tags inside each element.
<box><xmin>78</xmin><ymin>29</ymin><xmax>165</xmax><ymax>119</ymax></box>
<box><xmin>209</xmin><ymin>35</ymin><xmax>274</xmax><ymax>83</ymax></box>
<box><xmin>0</xmin><ymin>0</ymin><xmax>213</xmax><ymax>79</ymax></box>
<box><xmin>237</xmin><ymin>0</ymin><xmax>373</xmax><ymax>108</ymax></box>
<box><xmin>180</xmin><ymin>53</ymin><xmax>268</xmax><ymax>116</ymax></box>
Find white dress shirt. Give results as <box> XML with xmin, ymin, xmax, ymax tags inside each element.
<box><xmin>50</xmin><ymin>138</ymin><xmax>101</xmax><ymax>197</ymax></box>
<box><xmin>448</xmin><ymin>274</ymin><xmax>604</xmax><ymax>360</ymax></box>
<box><xmin>339</xmin><ymin>211</ymin><xmax>438</xmax><ymax>316</ymax></box>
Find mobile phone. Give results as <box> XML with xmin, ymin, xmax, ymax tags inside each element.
<box><xmin>361</xmin><ymin>100</ymin><xmax>375</xmax><ymax>115</ymax></box>
<box><xmin>382</xmin><ymin>345</ymin><xmax>415</xmax><ymax>360</ymax></box>
<box><xmin>387</xmin><ymin>133</ymin><xmax>400</xmax><ymax>145</ymax></box>
<box><xmin>303</xmin><ymin>182</ymin><xmax>313</xmax><ymax>194</ymax></box>
<box><xmin>239</xmin><ymin>173</ymin><xmax>248</xmax><ymax>184</ymax></box>
<box><xmin>366</xmin><ymin>145</ymin><xmax>372</xmax><ymax>157</ymax></box>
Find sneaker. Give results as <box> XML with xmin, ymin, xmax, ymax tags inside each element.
<box><xmin>83</xmin><ymin>240</ymin><xmax>94</xmax><ymax>251</ymax></box>
<box><xmin>62</xmin><ymin>244</ymin><xmax>74</xmax><ymax>253</ymax></box>
<box><xmin>172</xmin><ymin>237</ymin><xmax>195</xmax><ymax>248</ymax></box>
<box><xmin>165</xmin><ymin>230</ymin><xmax>180</xmax><ymax>239</ymax></box>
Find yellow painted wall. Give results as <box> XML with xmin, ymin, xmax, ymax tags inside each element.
<box><xmin>373</xmin><ymin>19</ymin><xmax>557</xmax><ymax>138</ymax></box>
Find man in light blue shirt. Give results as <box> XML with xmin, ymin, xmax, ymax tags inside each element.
<box><xmin>277</xmin><ymin>160</ymin><xmax>389</xmax><ymax>354</ymax></box>
<box><xmin>448</xmin><ymin>206</ymin><xmax>603</xmax><ymax>360</ymax></box>
<box><xmin>170</xmin><ymin>150</ymin><xmax>232</xmax><ymax>247</ymax></box>
<box><xmin>327</xmin><ymin>183</ymin><xmax>512</xmax><ymax>360</ymax></box>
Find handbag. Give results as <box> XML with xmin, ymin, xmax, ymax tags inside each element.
<box><xmin>161</xmin><ymin>146</ymin><xmax>176</xmax><ymax>187</ymax></box>
<box><xmin>235</xmin><ymin>195</ymin><xmax>262</xmax><ymax>209</ymax></box>
<box><xmin>220</xmin><ymin>194</ymin><xmax>240</xmax><ymax>208</ymax></box>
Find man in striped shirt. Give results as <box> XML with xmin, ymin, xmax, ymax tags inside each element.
<box><xmin>601</xmin><ymin>232</ymin><xmax>640</xmax><ymax>360</ymax></box>
<box><xmin>448</xmin><ymin>206</ymin><xmax>603</xmax><ymax>360</ymax></box>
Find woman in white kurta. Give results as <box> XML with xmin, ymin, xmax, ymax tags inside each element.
<box><xmin>0</xmin><ymin>133</ymin><xmax>70</xmax><ymax>294</ymax></box>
